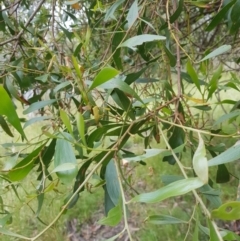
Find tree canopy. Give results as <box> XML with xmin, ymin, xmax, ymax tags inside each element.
<box><xmin>1</xmin><ymin>0</ymin><xmax>240</xmax><ymax>240</ymax></box>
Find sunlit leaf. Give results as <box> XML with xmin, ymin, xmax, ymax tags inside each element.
<box><xmin>76</xmin><ymin>112</ymin><xmax>86</xmax><ymax>145</ymax></box>
<box><xmin>212</xmin><ymin>201</ymin><xmax>240</xmax><ymax>220</ymax></box>
<box><xmin>54</xmin><ymin>133</ymin><xmax>77</xmax><ymax>183</ymax></box>
<box><xmin>23</xmin><ymin>99</ymin><xmax>57</xmax><ymax>115</ymax></box>
<box><xmin>8</xmin><ymin>144</ymin><xmax>45</xmax><ymax>181</ymax></box>
<box><xmin>126</xmin><ymin>0</ymin><xmax>138</xmax><ymax>29</ymax></box>
<box><xmin>193</xmin><ymin>133</ymin><xmax>208</xmax><ymax>184</ymax></box>
<box><xmin>119</xmin><ymin>34</ymin><xmax>166</xmax><ymax>50</ymax></box>
<box><xmin>130</xmin><ymin>177</ymin><xmax>204</xmax><ymax>203</ymax></box>
<box><xmin>98</xmin><ymin>203</ymin><xmax>122</xmax><ymax>226</ymax></box>
<box><xmin>199</xmin><ymin>45</ymin><xmax>232</xmax><ymax>62</ymax></box>
<box><xmin>213</xmin><ymin>110</ymin><xmax>240</xmax><ymax>126</ymax></box>
<box><xmin>104</xmin><ymin>0</ymin><xmax>125</xmax><ymax>21</ymax></box>
<box><xmin>208</xmin><ymin>141</ymin><xmax>240</xmax><ymax>166</ymax></box>
<box><xmin>89</xmin><ymin>67</ymin><xmax>120</xmax><ymax>90</ymax></box>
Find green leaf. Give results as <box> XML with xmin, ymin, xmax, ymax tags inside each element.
<box><xmin>111</xmin><ymin>89</ymin><xmax>135</xmax><ymax>120</ymax></box>
<box><xmin>193</xmin><ymin>133</ymin><xmax>208</xmax><ymax>184</ymax></box>
<box><xmin>89</xmin><ymin>67</ymin><xmax>120</xmax><ymax>90</ymax></box>
<box><xmin>8</xmin><ymin>144</ymin><xmax>45</xmax><ymax>181</ymax></box>
<box><xmin>54</xmin><ymin>133</ymin><xmax>77</xmax><ymax>183</ymax></box>
<box><xmin>23</xmin><ymin>99</ymin><xmax>57</xmax><ymax>115</ymax></box>
<box><xmin>170</xmin><ymin>0</ymin><xmax>184</xmax><ymax>23</ymax></box>
<box><xmin>164</xmin><ymin>45</ymin><xmax>176</xmax><ymax>67</ymax></box>
<box><xmin>98</xmin><ymin>203</ymin><xmax>122</xmax><ymax>226</ymax></box>
<box><xmin>130</xmin><ymin>177</ymin><xmax>204</xmax><ymax>203</ymax></box>
<box><xmin>146</xmin><ymin>214</ymin><xmax>187</xmax><ymax>225</ymax></box>
<box><xmin>127</xmin><ymin>0</ymin><xmax>138</xmax><ymax>29</ymax></box>
<box><xmin>200</xmin><ymin>184</ymin><xmax>222</xmax><ymax>208</ymax></box>
<box><xmin>119</xmin><ymin>34</ymin><xmax>166</xmax><ymax>50</ymax></box>
<box><xmin>105</xmin><ymin>160</ymin><xmax>121</xmax><ymax>206</ymax></box>
<box><xmin>163</xmin><ymin>126</ymin><xmax>185</xmax><ymax>165</ymax></box>
<box><xmin>231</xmin><ymin>0</ymin><xmax>240</xmax><ymax>22</ymax></box>
<box><xmin>0</xmin><ymin>86</ymin><xmax>25</xmax><ymax>138</ymax></box>
<box><xmin>0</xmin><ymin>115</ymin><xmax>13</xmax><ymax>137</ymax></box>
<box><xmin>99</xmin><ymin>76</ymin><xmax>143</xmax><ymax>103</ymax></box>
<box><xmin>193</xmin><ymin>105</ymin><xmax>211</xmax><ymax>111</ymax></box>
<box><xmin>208</xmin><ymin>141</ymin><xmax>240</xmax><ymax>167</ymax></box>
<box><xmin>208</xmin><ymin>218</ymin><xmax>220</xmax><ymax>241</ymax></box>
<box><xmin>206</xmin><ymin>0</ymin><xmax>237</xmax><ymax>31</ymax></box>
<box><xmin>23</xmin><ymin>116</ymin><xmax>52</xmax><ymax>129</ymax></box>
<box><xmin>51</xmin><ymin>163</ymin><xmax>76</xmax><ymax>173</ymax></box>
<box><xmin>76</xmin><ymin>112</ymin><xmax>86</xmax><ymax>146</ymax></box>
<box><xmin>212</xmin><ymin>201</ymin><xmax>240</xmax><ymax>221</ymax></box>
<box><xmin>216</xmin><ymin>164</ymin><xmax>230</xmax><ymax>183</ymax></box>
<box><xmin>207</xmin><ymin>65</ymin><xmax>222</xmax><ymax>100</ymax></box>
<box><xmin>35</xmin><ymin>74</ymin><xmax>49</xmax><ymax>83</ymax></box>
<box><xmin>123</xmin><ymin>149</ymin><xmax>165</xmax><ymax>162</ymax></box>
<box><xmin>60</xmin><ymin>109</ymin><xmax>73</xmax><ymax>135</ymax></box>
<box><xmin>104</xmin><ymin>0</ymin><xmax>125</xmax><ymax>21</ymax></box>
<box><xmin>199</xmin><ymin>45</ymin><xmax>232</xmax><ymax>62</ymax></box>
<box><xmin>213</xmin><ymin>110</ymin><xmax>240</xmax><ymax>126</ymax></box>
<box><xmin>53</xmin><ymin>81</ymin><xmax>71</xmax><ymax>94</ymax></box>
<box><xmin>187</xmin><ymin>60</ymin><xmax>200</xmax><ymax>92</ymax></box>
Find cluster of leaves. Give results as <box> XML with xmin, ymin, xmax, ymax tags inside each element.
<box><xmin>1</xmin><ymin>0</ymin><xmax>240</xmax><ymax>240</ymax></box>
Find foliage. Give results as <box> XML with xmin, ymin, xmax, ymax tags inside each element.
<box><xmin>1</xmin><ymin>0</ymin><xmax>240</xmax><ymax>240</ymax></box>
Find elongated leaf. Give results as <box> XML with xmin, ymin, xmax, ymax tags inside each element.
<box><xmin>206</xmin><ymin>0</ymin><xmax>237</xmax><ymax>31</ymax></box>
<box><xmin>99</xmin><ymin>76</ymin><xmax>143</xmax><ymax>103</ymax></box>
<box><xmin>187</xmin><ymin>60</ymin><xmax>200</xmax><ymax>91</ymax></box>
<box><xmin>89</xmin><ymin>67</ymin><xmax>120</xmax><ymax>90</ymax></box>
<box><xmin>0</xmin><ymin>86</ymin><xmax>25</xmax><ymax>138</ymax></box>
<box><xmin>54</xmin><ymin>133</ymin><xmax>77</xmax><ymax>183</ymax></box>
<box><xmin>207</xmin><ymin>65</ymin><xmax>222</xmax><ymax>100</ymax></box>
<box><xmin>8</xmin><ymin>144</ymin><xmax>45</xmax><ymax>181</ymax></box>
<box><xmin>130</xmin><ymin>177</ymin><xmax>204</xmax><ymax>203</ymax></box>
<box><xmin>170</xmin><ymin>0</ymin><xmax>183</xmax><ymax>23</ymax></box>
<box><xmin>60</xmin><ymin>109</ymin><xmax>73</xmax><ymax>135</ymax></box>
<box><xmin>105</xmin><ymin>160</ymin><xmax>121</xmax><ymax>206</ymax></box>
<box><xmin>104</xmin><ymin>0</ymin><xmax>125</xmax><ymax>21</ymax></box>
<box><xmin>23</xmin><ymin>116</ymin><xmax>52</xmax><ymax>129</ymax></box>
<box><xmin>199</xmin><ymin>45</ymin><xmax>232</xmax><ymax>62</ymax></box>
<box><xmin>208</xmin><ymin>142</ymin><xmax>240</xmax><ymax>167</ymax></box>
<box><xmin>0</xmin><ymin>115</ymin><xmax>13</xmax><ymax>137</ymax></box>
<box><xmin>231</xmin><ymin>0</ymin><xmax>240</xmax><ymax>22</ymax></box>
<box><xmin>98</xmin><ymin>203</ymin><xmax>122</xmax><ymax>226</ymax></box>
<box><xmin>213</xmin><ymin>110</ymin><xmax>240</xmax><ymax>126</ymax></box>
<box><xmin>52</xmin><ymin>163</ymin><xmax>76</xmax><ymax>173</ymax></box>
<box><xmin>119</xmin><ymin>34</ymin><xmax>166</xmax><ymax>50</ymax></box>
<box><xmin>123</xmin><ymin>149</ymin><xmax>165</xmax><ymax>162</ymax></box>
<box><xmin>193</xmin><ymin>133</ymin><xmax>208</xmax><ymax>184</ymax></box>
<box><xmin>208</xmin><ymin>218</ymin><xmax>220</xmax><ymax>241</ymax></box>
<box><xmin>23</xmin><ymin>99</ymin><xmax>57</xmax><ymax>114</ymax></box>
<box><xmin>146</xmin><ymin>214</ymin><xmax>187</xmax><ymax>225</ymax></box>
<box><xmin>111</xmin><ymin>89</ymin><xmax>135</xmax><ymax>120</ymax></box>
<box><xmin>53</xmin><ymin>81</ymin><xmax>71</xmax><ymax>94</ymax></box>
<box><xmin>76</xmin><ymin>112</ymin><xmax>86</xmax><ymax>145</ymax></box>
<box><xmin>127</xmin><ymin>0</ymin><xmax>138</xmax><ymax>29</ymax></box>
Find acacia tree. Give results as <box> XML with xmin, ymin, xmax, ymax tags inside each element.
<box><xmin>1</xmin><ymin>0</ymin><xmax>240</xmax><ymax>240</ymax></box>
